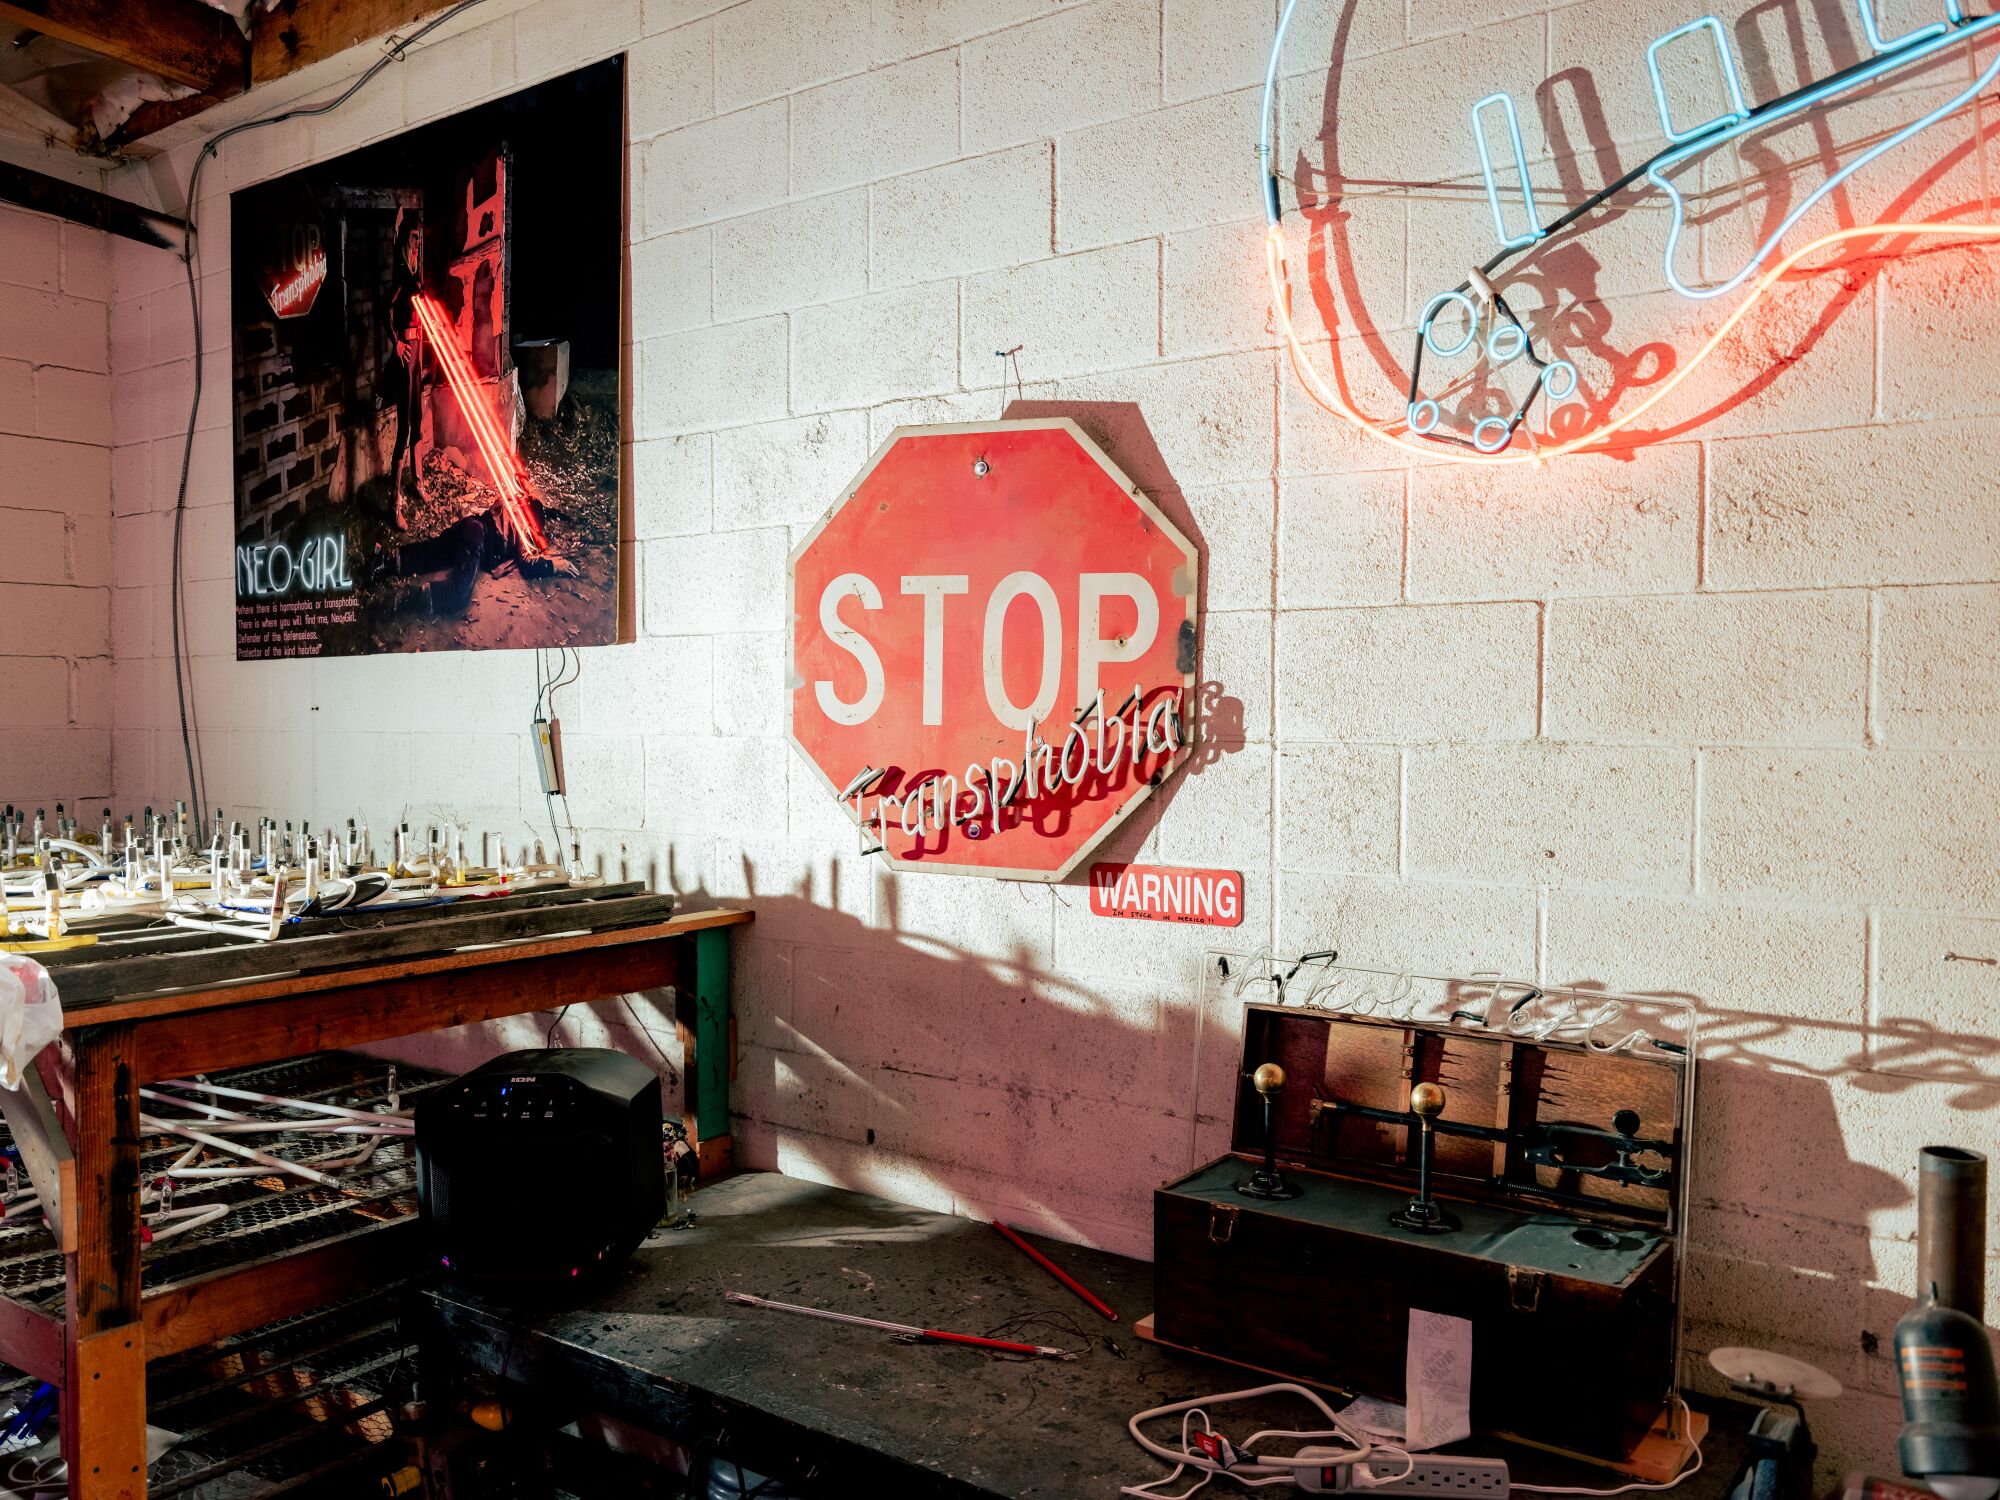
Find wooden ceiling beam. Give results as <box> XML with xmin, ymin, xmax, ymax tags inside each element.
<box><xmin>0</xmin><ymin>0</ymin><xmax>249</xmax><ymax>96</ymax></box>
<box><xmin>251</xmin><ymin>0</ymin><xmax>459</xmax><ymax>83</ymax></box>
<box><xmin>106</xmin><ymin>90</ymin><xmax>229</xmax><ymax>150</ymax></box>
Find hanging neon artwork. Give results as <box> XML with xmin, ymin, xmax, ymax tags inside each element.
<box><xmin>1259</xmin><ymin>2</ymin><xmax>2000</xmax><ymax>463</ymax></box>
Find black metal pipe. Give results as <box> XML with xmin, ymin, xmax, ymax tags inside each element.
<box><xmin>1918</xmin><ymin>1145</ymin><xmax>1987</xmax><ymax>1317</ymax></box>
<box><xmin>0</xmin><ymin>160</ymin><xmax>186</xmax><ymax>251</ymax></box>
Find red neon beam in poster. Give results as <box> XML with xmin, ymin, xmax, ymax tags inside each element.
<box><xmin>409</xmin><ymin>292</ymin><xmax>547</xmax><ymax>552</ymax></box>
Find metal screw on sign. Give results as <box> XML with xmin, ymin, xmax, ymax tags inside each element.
<box><xmin>973</xmin><ymin>456</ymin><xmax>991</xmax><ymax>478</ymax></box>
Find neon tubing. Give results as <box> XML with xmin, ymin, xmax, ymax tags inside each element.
<box><xmin>1258</xmin><ymin>0</ymin><xmax>2000</xmax><ymax>457</ymax></box>
<box><xmin>1647</xmin><ymin>11</ymin><xmax>2000</xmax><ymax>299</ymax></box>
<box><xmin>1258</xmin><ymin>0</ymin><xmax>1302</xmax><ymax>226</ymax></box>
<box><xmin>1646</xmin><ymin>16</ymin><xmax>1750</xmax><ymax>144</ymax></box>
<box><xmin>410</xmin><ymin>294</ymin><xmax>520</xmax><ymax>500</ymax></box>
<box><xmin>1472</xmin><ymin>92</ymin><xmax>1545</xmax><ymax>248</ymax></box>
<box><xmin>153</xmin><ymin>1078</ymin><xmax>411</xmax><ymax>1125</ymax></box>
<box><xmin>141</xmin><ymin>1116</ymin><xmax>345</xmax><ymax>1187</ymax></box>
<box><xmin>409</xmin><ymin>293</ymin><xmax>548</xmax><ymax>552</ymax></box>
<box><xmin>1266</xmin><ymin>218</ymin><xmax>2000</xmax><ymax>463</ymax></box>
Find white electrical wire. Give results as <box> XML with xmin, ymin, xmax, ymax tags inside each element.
<box><xmin>1122</xmin><ymin>1383</ymin><xmax>1399</xmax><ymax>1498</ymax></box>
<box><xmin>1511</xmin><ymin>1398</ymin><xmax>1704</xmax><ymax>1495</ymax></box>
<box><xmin>1127</xmin><ymin>1411</ymin><xmax>1226</xmax><ymax>1500</ymax></box>
<box><xmin>167</xmin><ymin>0</ymin><xmax>499</xmax><ymax>832</ymax></box>
<box><xmin>1127</xmin><ymin>1387</ymin><xmax>1699</xmax><ymax>1498</ymax></box>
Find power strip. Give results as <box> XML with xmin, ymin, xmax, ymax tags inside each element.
<box><xmin>1290</xmin><ymin>1450</ymin><xmax>1511</xmax><ymax>1495</ymax></box>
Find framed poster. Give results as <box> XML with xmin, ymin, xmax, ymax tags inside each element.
<box><xmin>229</xmin><ymin>58</ymin><xmax>624</xmax><ymax>659</ymax></box>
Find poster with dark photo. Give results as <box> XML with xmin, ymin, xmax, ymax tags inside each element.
<box><xmin>229</xmin><ymin>58</ymin><xmax>624</xmax><ymax>659</ymax></box>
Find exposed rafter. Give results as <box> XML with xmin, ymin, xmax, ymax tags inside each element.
<box><xmin>0</xmin><ymin>0</ymin><xmax>248</xmax><ymax>97</ymax></box>
<box><xmin>0</xmin><ymin>0</ymin><xmax>469</xmax><ymax>151</ymax></box>
<box><xmin>251</xmin><ymin>0</ymin><xmax>458</xmax><ymax>83</ymax></box>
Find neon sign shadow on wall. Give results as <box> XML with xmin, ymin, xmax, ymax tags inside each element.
<box><xmin>1258</xmin><ymin>1</ymin><xmax>2000</xmax><ymax>463</ymax></box>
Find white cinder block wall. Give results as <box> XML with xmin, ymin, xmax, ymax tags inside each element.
<box><xmin>84</xmin><ymin>0</ymin><xmax>2000</xmax><ymax>1473</ymax></box>
<box><xmin>0</xmin><ymin>201</ymin><xmax>113</xmax><ymax>807</ymax></box>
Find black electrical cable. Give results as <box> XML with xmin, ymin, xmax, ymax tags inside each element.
<box><xmin>166</xmin><ymin>0</ymin><xmax>495</xmax><ymax>832</ymax></box>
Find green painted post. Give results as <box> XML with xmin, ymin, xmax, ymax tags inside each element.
<box><xmin>692</xmin><ymin>927</ymin><xmax>731</xmax><ymax>1142</ymax></box>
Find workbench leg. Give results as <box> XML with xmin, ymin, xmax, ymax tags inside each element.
<box><xmin>62</xmin><ymin>1023</ymin><xmax>148</xmax><ymax>1499</ymax></box>
<box><xmin>690</xmin><ymin>928</ymin><xmax>732</xmax><ymax>1177</ymax></box>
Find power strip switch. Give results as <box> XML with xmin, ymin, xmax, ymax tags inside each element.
<box><xmin>1291</xmin><ymin>1451</ymin><xmax>1511</xmax><ymax>1495</ymax></box>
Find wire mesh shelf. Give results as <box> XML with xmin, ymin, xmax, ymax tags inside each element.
<box><xmin>0</xmin><ymin>1052</ymin><xmax>448</xmax><ymax>1311</ymax></box>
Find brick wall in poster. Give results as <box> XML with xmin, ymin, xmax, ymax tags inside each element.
<box><xmin>92</xmin><ymin>0</ymin><xmax>2000</xmax><ymax>1476</ymax></box>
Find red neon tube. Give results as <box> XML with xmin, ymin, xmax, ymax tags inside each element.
<box><xmin>409</xmin><ymin>292</ymin><xmax>546</xmax><ymax>551</ymax></box>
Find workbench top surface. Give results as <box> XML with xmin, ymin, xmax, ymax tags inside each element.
<box><xmin>35</xmin><ymin>889</ymin><xmax>748</xmax><ymax>1021</ymax></box>
<box><xmin>424</xmin><ymin>1171</ymin><xmax>1758</xmax><ymax>1498</ymax></box>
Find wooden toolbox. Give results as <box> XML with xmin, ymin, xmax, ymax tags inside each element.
<box><xmin>1152</xmin><ymin>995</ymin><xmax>1693</xmax><ymax>1464</ymax></box>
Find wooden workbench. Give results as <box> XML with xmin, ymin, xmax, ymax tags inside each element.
<box><xmin>424</xmin><ymin>1172</ymin><xmax>1764</xmax><ymax>1497</ymax></box>
<box><xmin>0</xmin><ymin>887</ymin><xmax>750</xmax><ymax>1499</ymax></box>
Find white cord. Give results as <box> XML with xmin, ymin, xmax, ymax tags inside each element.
<box><xmin>1123</xmin><ymin>1410</ymin><xmax>1217</xmax><ymax>1500</ymax></box>
<box><xmin>1123</xmin><ymin>1383</ymin><xmax>1396</xmax><ymax>1497</ymax></box>
<box><xmin>1512</xmin><ymin>1398</ymin><xmax>1704</xmax><ymax>1495</ymax></box>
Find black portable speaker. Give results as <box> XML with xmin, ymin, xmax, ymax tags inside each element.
<box><xmin>415</xmin><ymin>1048</ymin><xmax>665</xmax><ymax>1294</ymax></box>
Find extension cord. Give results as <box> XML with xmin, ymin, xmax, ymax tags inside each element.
<box><xmin>1292</xmin><ymin>1450</ymin><xmax>1511</xmax><ymax>1495</ymax></box>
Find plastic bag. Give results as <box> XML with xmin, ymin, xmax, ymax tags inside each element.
<box><xmin>0</xmin><ymin>959</ymin><xmax>61</xmax><ymax>1092</ymax></box>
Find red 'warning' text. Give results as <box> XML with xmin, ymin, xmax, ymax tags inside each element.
<box><xmin>1087</xmin><ymin>863</ymin><xmax>1243</xmax><ymax>927</ymax></box>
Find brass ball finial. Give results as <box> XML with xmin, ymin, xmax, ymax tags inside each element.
<box><xmin>1253</xmin><ymin>1063</ymin><xmax>1286</xmax><ymax>1096</ymax></box>
<box><xmin>1409</xmin><ymin>1081</ymin><xmax>1447</xmax><ymax>1119</ymax></box>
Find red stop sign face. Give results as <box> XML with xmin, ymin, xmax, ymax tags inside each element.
<box><xmin>789</xmin><ymin>420</ymin><xmax>1200</xmax><ymax>881</ymax></box>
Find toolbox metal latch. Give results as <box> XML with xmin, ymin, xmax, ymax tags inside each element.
<box><xmin>1208</xmin><ymin>1203</ymin><xmax>1239</xmax><ymax>1244</ymax></box>
<box><xmin>1507</xmin><ymin>1266</ymin><xmax>1545</xmax><ymax>1312</ymax></box>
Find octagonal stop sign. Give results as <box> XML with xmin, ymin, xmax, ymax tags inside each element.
<box><xmin>789</xmin><ymin>420</ymin><xmax>1199</xmax><ymax>881</ymax></box>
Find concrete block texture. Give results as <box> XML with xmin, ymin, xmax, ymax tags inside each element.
<box><xmin>962</xmin><ymin>239</ymin><xmax>1159</xmax><ymax>383</ymax></box>
<box><xmin>640</xmin><ymin>316</ymin><xmax>789</xmax><ymax>435</ymax></box>
<box><xmin>792</xmin><ymin>50</ymin><xmax>960</xmax><ymax>195</ymax></box>
<box><xmin>1277</xmin><ymin>603</ymin><xmax>1540</xmax><ymax>742</ymax></box>
<box><xmin>793</xmin><ymin>280</ymin><xmax>959</xmax><ymax>411</ymax></box>
<box><xmin>1708</xmin><ymin>419</ymin><xmax>2000</xmax><ymax>589</ymax></box>
<box><xmin>1702</xmin><ymin>748</ymin><xmax>2000</xmax><ymax>910</ymax></box>
<box><xmin>715</xmin><ymin>191</ymin><xmax>869</xmax><ymax>319</ymax></box>
<box><xmin>1057</xmin><ymin>88</ymin><xmax>1262</xmax><ymax>251</ymax></box>
<box><xmin>1876</xmin><ymin>585</ymin><xmax>2000</xmax><ymax>748</ymax></box>
<box><xmin>3</xmin><ymin>202</ymin><xmax>113</xmax><ymax>802</ymax></box>
<box><xmin>713</xmin><ymin>0</ymin><xmax>872</xmax><ymax>111</ymax></box>
<box><xmin>1546</xmin><ymin>891</ymin><xmax>1866</xmax><ymax>1071</ymax></box>
<box><xmin>1408</xmin><ymin>445</ymin><xmax>1701</xmax><ymax>600</ymax></box>
<box><xmin>643</xmin><ymin>102</ymin><xmax>791</xmax><ymax>234</ymax></box>
<box><xmin>962</xmin><ymin>0</ymin><xmax>1160</xmax><ymax>153</ymax></box>
<box><xmin>56</xmin><ymin>10</ymin><xmax>2000</xmax><ymax>1478</ymax></box>
<box><xmin>1545</xmin><ymin>591</ymin><xmax>1868</xmax><ymax>746</ymax></box>
<box><xmin>872</xmin><ymin>144</ymin><xmax>1053</xmax><ymax>289</ymax></box>
<box><xmin>1407</xmin><ymin>741</ymin><xmax>1695</xmax><ymax>888</ymax></box>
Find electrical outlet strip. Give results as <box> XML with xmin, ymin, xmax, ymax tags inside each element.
<box><xmin>1291</xmin><ymin>1451</ymin><xmax>1512</xmax><ymax>1495</ymax></box>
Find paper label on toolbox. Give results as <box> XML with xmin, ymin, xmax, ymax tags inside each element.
<box><xmin>1406</xmin><ymin>1309</ymin><xmax>1472</xmax><ymax>1450</ymax></box>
